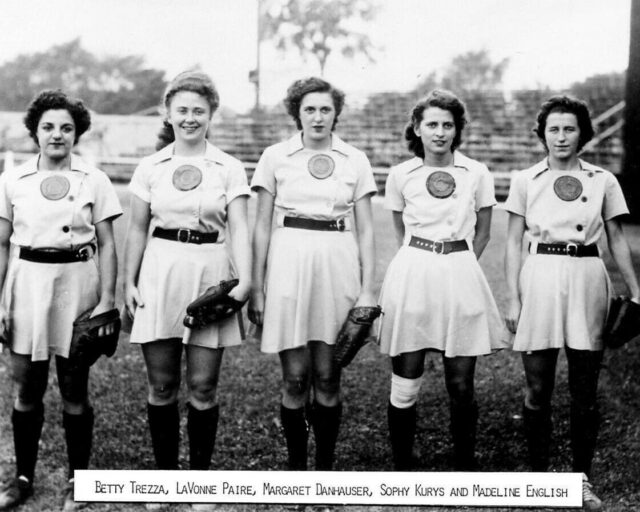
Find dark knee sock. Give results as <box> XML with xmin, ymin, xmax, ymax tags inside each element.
<box><xmin>570</xmin><ymin>403</ymin><xmax>599</xmax><ymax>477</ymax></box>
<box><xmin>522</xmin><ymin>403</ymin><xmax>552</xmax><ymax>472</ymax></box>
<box><xmin>63</xmin><ymin>407</ymin><xmax>94</xmax><ymax>479</ymax></box>
<box><xmin>187</xmin><ymin>403</ymin><xmax>219</xmax><ymax>470</ymax></box>
<box><xmin>12</xmin><ymin>404</ymin><xmax>45</xmax><ymax>483</ymax></box>
<box><xmin>388</xmin><ymin>402</ymin><xmax>416</xmax><ymax>471</ymax></box>
<box><xmin>147</xmin><ymin>402</ymin><xmax>180</xmax><ymax>470</ymax></box>
<box><xmin>280</xmin><ymin>405</ymin><xmax>309</xmax><ymax>470</ymax></box>
<box><xmin>311</xmin><ymin>402</ymin><xmax>342</xmax><ymax>470</ymax></box>
<box><xmin>450</xmin><ymin>400</ymin><xmax>478</xmax><ymax>471</ymax></box>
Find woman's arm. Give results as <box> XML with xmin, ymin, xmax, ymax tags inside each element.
<box><xmin>123</xmin><ymin>195</ymin><xmax>151</xmax><ymax>316</ymax></box>
<box><xmin>226</xmin><ymin>196</ymin><xmax>251</xmax><ymax>303</ymax></box>
<box><xmin>92</xmin><ymin>219</ymin><xmax>117</xmax><ymax>313</ymax></box>
<box><xmin>353</xmin><ymin>194</ymin><xmax>376</xmax><ymax>307</ymax></box>
<box><xmin>391</xmin><ymin>211</ymin><xmax>405</xmax><ymax>248</ymax></box>
<box><xmin>504</xmin><ymin>212</ymin><xmax>526</xmax><ymax>333</ymax></box>
<box><xmin>248</xmin><ymin>188</ymin><xmax>275</xmax><ymax>326</ymax></box>
<box><xmin>605</xmin><ymin>218</ymin><xmax>640</xmax><ymax>302</ymax></box>
<box><xmin>0</xmin><ymin>218</ymin><xmax>13</xmax><ymax>340</ymax></box>
<box><xmin>472</xmin><ymin>206</ymin><xmax>493</xmax><ymax>258</ymax></box>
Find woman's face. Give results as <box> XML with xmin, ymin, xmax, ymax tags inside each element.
<box><xmin>36</xmin><ymin>109</ymin><xmax>76</xmax><ymax>161</ymax></box>
<box><xmin>299</xmin><ymin>92</ymin><xmax>336</xmax><ymax>145</ymax></box>
<box><xmin>415</xmin><ymin>107</ymin><xmax>456</xmax><ymax>156</ymax></box>
<box><xmin>544</xmin><ymin>111</ymin><xmax>581</xmax><ymax>161</ymax></box>
<box><xmin>167</xmin><ymin>91</ymin><xmax>212</xmax><ymax>145</ymax></box>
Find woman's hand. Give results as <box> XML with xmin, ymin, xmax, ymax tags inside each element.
<box><xmin>0</xmin><ymin>304</ymin><xmax>10</xmax><ymax>345</ymax></box>
<box><xmin>124</xmin><ymin>282</ymin><xmax>144</xmax><ymax>321</ymax></box>
<box><xmin>248</xmin><ymin>289</ymin><xmax>265</xmax><ymax>327</ymax></box>
<box><xmin>228</xmin><ymin>280</ymin><xmax>250</xmax><ymax>304</ymax></box>
<box><xmin>354</xmin><ymin>290</ymin><xmax>377</xmax><ymax>308</ymax></box>
<box><xmin>505</xmin><ymin>297</ymin><xmax>521</xmax><ymax>334</ymax></box>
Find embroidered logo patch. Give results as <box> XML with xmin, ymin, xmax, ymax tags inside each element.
<box><xmin>40</xmin><ymin>175</ymin><xmax>70</xmax><ymax>200</ymax></box>
<box><xmin>553</xmin><ymin>175</ymin><xmax>583</xmax><ymax>201</ymax></box>
<box><xmin>308</xmin><ymin>154</ymin><xmax>335</xmax><ymax>180</ymax></box>
<box><xmin>426</xmin><ymin>171</ymin><xmax>456</xmax><ymax>198</ymax></box>
<box><xmin>172</xmin><ymin>165</ymin><xmax>203</xmax><ymax>191</ymax></box>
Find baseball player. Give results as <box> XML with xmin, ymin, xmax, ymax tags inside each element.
<box><xmin>249</xmin><ymin>77</ymin><xmax>377</xmax><ymax>471</ymax></box>
<box><xmin>123</xmin><ymin>72</ymin><xmax>251</xmax><ymax>483</ymax></box>
<box><xmin>378</xmin><ymin>90</ymin><xmax>509</xmax><ymax>471</ymax></box>
<box><xmin>504</xmin><ymin>95</ymin><xmax>640</xmax><ymax>511</ymax></box>
<box><xmin>0</xmin><ymin>90</ymin><xmax>122</xmax><ymax>511</ymax></box>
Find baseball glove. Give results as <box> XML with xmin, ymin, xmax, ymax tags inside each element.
<box><xmin>68</xmin><ymin>308</ymin><xmax>121</xmax><ymax>371</ymax></box>
<box><xmin>604</xmin><ymin>296</ymin><xmax>640</xmax><ymax>349</ymax></box>
<box><xmin>183</xmin><ymin>279</ymin><xmax>246</xmax><ymax>329</ymax></box>
<box><xmin>333</xmin><ymin>306</ymin><xmax>382</xmax><ymax>368</ymax></box>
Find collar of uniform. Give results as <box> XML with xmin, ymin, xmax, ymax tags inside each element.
<box><xmin>13</xmin><ymin>153</ymin><xmax>93</xmax><ymax>179</ymax></box>
<box><xmin>405</xmin><ymin>151</ymin><xmax>471</xmax><ymax>173</ymax></box>
<box><xmin>531</xmin><ymin>158</ymin><xmax>604</xmax><ymax>179</ymax></box>
<box><xmin>149</xmin><ymin>141</ymin><xmax>226</xmax><ymax>165</ymax></box>
<box><xmin>285</xmin><ymin>133</ymin><xmax>350</xmax><ymax>157</ymax></box>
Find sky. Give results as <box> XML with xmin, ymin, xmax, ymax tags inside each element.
<box><xmin>0</xmin><ymin>0</ymin><xmax>632</xmax><ymax>113</ymax></box>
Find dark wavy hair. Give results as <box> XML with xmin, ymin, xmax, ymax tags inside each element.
<box><xmin>156</xmin><ymin>71</ymin><xmax>220</xmax><ymax>150</ymax></box>
<box><xmin>284</xmin><ymin>77</ymin><xmax>345</xmax><ymax>131</ymax></box>
<box><xmin>534</xmin><ymin>95</ymin><xmax>595</xmax><ymax>152</ymax></box>
<box><xmin>405</xmin><ymin>89</ymin><xmax>467</xmax><ymax>158</ymax></box>
<box><xmin>23</xmin><ymin>90</ymin><xmax>91</xmax><ymax>146</ymax></box>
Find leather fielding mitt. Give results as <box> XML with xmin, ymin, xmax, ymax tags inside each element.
<box><xmin>333</xmin><ymin>305</ymin><xmax>382</xmax><ymax>368</ymax></box>
<box><xmin>183</xmin><ymin>278</ymin><xmax>246</xmax><ymax>329</ymax></box>
<box><xmin>68</xmin><ymin>308</ymin><xmax>121</xmax><ymax>371</ymax></box>
<box><xmin>604</xmin><ymin>296</ymin><xmax>640</xmax><ymax>349</ymax></box>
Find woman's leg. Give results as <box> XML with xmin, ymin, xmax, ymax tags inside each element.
<box><xmin>185</xmin><ymin>345</ymin><xmax>224</xmax><ymax>470</ymax></box>
<box><xmin>521</xmin><ymin>349</ymin><xmax>559</xmax><ymax>471</ymax></box>
<box><xmin>142</xmin><ymin>339</ymin><xmax>183</xmax><ymax>469</ymax></box>
<box><xmin>388</xmin><ymin>350</ymin><xmax>426</xmax><ymax>470</ymax></box>
<box><xmin>443</xmin><ymin>355</ymin><xmax>478</xmax><ymax>470</ymax></box>
<box><xmin>279</xmin><ymin>346</ymin><xmax>311</xmax><ymax>470</ymax></box>
<box><xmin>309</xmin><ymin>340</ymin><xmax>341</xmax><ymax>470</ymax></box>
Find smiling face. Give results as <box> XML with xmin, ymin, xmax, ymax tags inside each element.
<box><xmin>299</xmin><ymin>92</ymin><xmax>336</xmax><ymax>149</ymax></box>
<box><xmin>415</xmin><ymin>107</ymin><xmax>456</xmax><ymax>159</ymax></box>
<box><xmin>36</xmin><ymin>109</ymin><xmax>76</xmax><ymax>165</ymax></box>
<box><xmin>544</xmin><ymin>111</ymin><xmax>581</xmax><ymax>164</ymax></box>
<box><xmin>166</xmin><ymin>90</ymin><xmax>212</xmax><ymax>147</ymax></box>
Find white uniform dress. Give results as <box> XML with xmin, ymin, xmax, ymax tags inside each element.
<box><xmin>378</xmin><ymin>152</ymin><xmax>508</xmax><ymax>358</ymax></box>
<box><xmin>0</xmin><ymin>155</ymin><xmax>123</xmax><ymax>361</ymax></box>
<box><xmin>128</xmin><ymin>142</ymin><xmax>249</xmax><ymax>348</ymax></box>
<box><xmin>251</xmin><ymin>134</ymin><xmax>377</xmax><ymax>353</ymax></box>
<box><xmin>504</xmin><ymin>158</ymin><xmax>628</xmax><ymax>352</ymax></box>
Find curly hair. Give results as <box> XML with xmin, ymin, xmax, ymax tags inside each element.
<box><xmin>534</xmin><ymin>95</ymin><xmax>595</xmax><ymax>152</ymax></box>
<box><xmin>404</xmin><ymin>89</ymin><xmax>468</xmax><ymax>158</ymax></box>
<box><xmin>23</xmin><ymin>90</ymin><xmax>91</xmax><ymax>146</ymax></box>
<box><xmin>284</xmin><ymin>77</ymin><xmax>345</xmax><ymax>131</ymax></box>
<box><xmin>156</xmin><ymin>71</ymin><xmax>220</xmax><ymax>150</ymax></box>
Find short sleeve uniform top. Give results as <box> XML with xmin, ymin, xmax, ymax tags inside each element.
<box><xmin>384</xmin><ymin>152</ymin><xmax>496</xmax><ymax>243</ymax></box>
<box><xmin>129</xmin><ymin>141</ymin><xmax>250</xmax><ymax>242</ymax></box>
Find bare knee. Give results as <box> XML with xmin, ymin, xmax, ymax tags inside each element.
<box><xmin>188</xmin><ymin>375</ymin><xmax>217</xmax><ymax>408</ymax></box>
<box><xmin>282</xmin><ymin>373</ymin><xmax>309</xmax><ymax>406</ymax></box>
<box><xmin>148</xmin><ymin>376</ymin><xmax>180</xmax><ymax>405</ymax></box>
<box><xmin>525</xmin><ymin>379</ymin><xmax>554</xmax><ymax>409</ymax></box>
<box><xmin>313</xmin><ymin>372</ymin><xmax>340</xmax><ymax>404</ymax></box>
<box><xmin>446</xmin><ymin>375</ymin><xmax>474</xmax><ymax>405</ymax></box>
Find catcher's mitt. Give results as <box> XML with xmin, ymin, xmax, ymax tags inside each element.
<box><xmin>183</xmin><ymin>279</ymin><xmax>246</xmax><ymax>329</ymax></box>
<box><xmin>68</xmin><ymin>308</ymin><xmax>121</xmax><ymax>371</ymax></box>
<box><xmin>604</xmin><ymin>296</ymin><xmax>640</xmax><ymax>349</ymax></box>
<box><xmin>333</xmin><ymin>306</ymin><xmax>382</xmax><ymax>368</ymax></box>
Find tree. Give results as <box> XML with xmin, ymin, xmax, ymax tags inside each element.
<box><xmin>262</xmin><ymin>0</ymin><xmax>377</xmax><ymax>76</ymax></box>
<box><xmin>623</xmin><ymin>0</ymin><xmax>640</xmax><ymax>221</ymax></box>
<box><xmin>0</xmin><ymin>39</ymin><xmax>167</xmax><ymax>114</ymax></box>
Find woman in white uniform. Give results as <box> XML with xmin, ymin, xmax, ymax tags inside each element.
<box><xmin>249</xmin><ymin>77</ymin><xmax>377</xmax><ymax>470</ymax></box>
<box><xmin>124</xmin><ymin>71</ymin><xmax>251</xmax><ymax>474</ymax></box>
<box><xmin>0</xmin><ymin>90</ymin><xmax>121</xmax><ymax>511</ymax></box>
<box><xmin>504</xmin><ymin>95</ymin><xmax>640</xmax><ymax>511</ymax></box>
<box><xmin>379</xmin><ymin>90</ymin><xmax>508</xmax><ymax>471</ymax></box>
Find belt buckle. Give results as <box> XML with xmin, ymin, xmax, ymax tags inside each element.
<box><xmin>177</xmin><ymin>228</ymin><xmax>192</xmax><ymax>243</ymax></box>
<box><xmin>337</xmin><ymin>218</ymin><xmax>345</xmax><ymax>232</ymax></box>
<box><xmin>432</xmin><ymin>240</ymin><xmax>445</xmax><ymax>254</ymax></box>
<box><xmin>566</xmin><ymin>243</ymin><xmax>578</xmax><ymax>257</ymax></box>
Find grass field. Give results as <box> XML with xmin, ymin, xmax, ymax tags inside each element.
<box><xmin>1</xmin><ymin>187</ymin><xmax>639</xmax><ymax>512</ymax></box>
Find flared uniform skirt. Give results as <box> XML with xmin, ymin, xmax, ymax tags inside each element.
<box><xmin>129</xmin><ymin>237</ymin><xmax>242</xmax><ymax>348</ymax></box>
<box><xmin>2</xmin><ymin>257</ymin><xmax>100</xmax><ymax>361</ymax></box>
<box><xmin>260</xmin><ymin>227</ymin><xmax>361</xmax><ymax>353</ymax></box>
<box><xmin>513</xmin><ymin>254</ymin><xmax>611</xmax><ymax>352</ymax></box>
<box><xmin>378</xmin><ymin>245</ymin><xmax>508</xmax><ymax>358</ymax></box>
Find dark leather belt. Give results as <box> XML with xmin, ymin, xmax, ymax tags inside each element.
<box><xmin>408</xmin><ymin>236</ymin><xmax>469</xmax><ymax>255</ymax></box>
<box><xmin>533</xmin><ymin>242</ymin><xmax>599</xmax><ymax>257</ymax></box>
<box><xmin>152</xmin><ymin>227</ymin><xmax>219</xmax><ymax>244</ymax></box>
<box><xmin>283</xmin><ymin>216</ymin><xmax>346</xmax><ymax>231</ymax></box>
<box><xmin>19</xmin><ymin>244</ymin><xmax>96</xmax><ymax>264</ymax></box>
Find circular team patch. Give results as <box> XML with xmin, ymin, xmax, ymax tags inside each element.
<box><xmin>426</xmin><ymin>171</ymin><xmax>456</xmax><ymax>198</ymax></box>
<box><xmin>553</xmin><ymin>175</ymin><xmax>583</xmax><ymax>201</ymax></box>
<box><xmin>307</xmin><ymin>154</ymin><xmax>335</xmax><ymax>180</ymax></box>
<box><xmin>40</xmin><ymin>175</ymin><xmax>70</xmax><ymax>200</ymax></box>
<box><xmin>172</xmin><ymin>165</ymin><xmax>203</xmax><ymax>191</ymax></box>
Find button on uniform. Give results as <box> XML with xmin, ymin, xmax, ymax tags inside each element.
<box><xmin>576</xmin><ymin>225</ymin><xmax>583</xmax><ymax>232</ymax></box>
<box><xmin>62</xmin><ymin>226</ymin><xmax>70</xmax><ymax>233</ymax></box>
